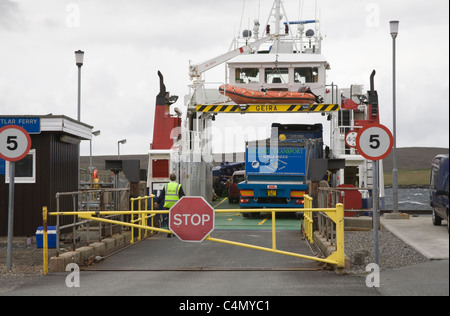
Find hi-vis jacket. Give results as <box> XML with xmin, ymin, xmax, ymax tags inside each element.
<box><xmin>164</xmin><ymin>182</ymin><xmax>182</xmax><ymax>208</ymax></box>
<box><xmin>157</xmin><ymin>181</ymin><xmax>185</xmax><ymax>209</ymax></box>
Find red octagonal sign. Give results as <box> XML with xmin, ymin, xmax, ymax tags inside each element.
<box><xmin>169</xmin><ymin>197</ymin><xmax>215</xmax><ymax>242</ymax></box>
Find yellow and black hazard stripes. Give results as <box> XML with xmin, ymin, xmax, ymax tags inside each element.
<box><xmin>196</xmin><ymin>104</ymin><xmax>340</xmax><ymax>113</ymax></box>
<box><xmin>197</xmin><ymin>105</ymin><xmax>241</xmax><ymax>113</ymax></box>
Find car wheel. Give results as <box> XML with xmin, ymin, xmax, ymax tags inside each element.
<box><xmin>432</xmin><ymin>208</ymin><xmax>442</xmax><ymax>226</ymax></box>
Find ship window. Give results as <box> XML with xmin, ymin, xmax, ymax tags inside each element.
<box><xmin>294</xmin><ymin>67</ymin><xmax>319</xmax><ymax>83</ymax></box>
<box><xmin>235</xmin><ymin>68</ymin><xmax>260</xmax><ymax>84</ymax></box>
<box><xmin>265</xmin><ymin>68</ymin><xmax>289</xmax><ymax>84</ymax></box>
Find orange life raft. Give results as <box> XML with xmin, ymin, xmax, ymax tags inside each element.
<box><xmin>219</xmin><ymin>84</ymin><xmax>317</xmax><ymax>105</ymax></box>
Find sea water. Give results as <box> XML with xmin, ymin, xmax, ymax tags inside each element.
<box><xmin>382</xmin><ymin>187</ymin><xmax>431</xmax><ymax>211</ymax></box>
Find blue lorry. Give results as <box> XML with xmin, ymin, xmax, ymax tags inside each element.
<box><xmin>238</xmin><ymin>123</ymin><xmax>324</xmax><ymax>215</ymax></box>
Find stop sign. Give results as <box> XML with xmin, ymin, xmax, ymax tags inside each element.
<box><xmin>169</xmin><ymin>197</ymin><xmax>215</xmax><ymax>242</ymax></box>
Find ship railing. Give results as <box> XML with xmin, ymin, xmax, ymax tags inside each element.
<box><xmin>231</xmin><ymin>36</ymin><xmax>322</xmax><ymax>54</ymax></box>
<box><xmin>331</xmin><ymin>125</ymin><xmax>364</xmax><ymax>156</ymax></box>
<box><xmin>192</xmin><ymin>81</ymin><xmax>230</xmax><ymax>106</ymax></box>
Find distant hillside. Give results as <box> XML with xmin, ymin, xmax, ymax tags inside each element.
<box><xmin>81</xmin><ymin>147</ymin><xmax>449</xmax><ymax>173</ymax></box>
<box><xmin>383</xmin><ymin>147</ymin><xmax>449</xmax><ymax>171</ymax></box>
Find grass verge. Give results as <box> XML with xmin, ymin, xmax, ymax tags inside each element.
<box><xmin>384</xmin><ymin>169</ymin><xmax>430</xmax><ymax>187</ymax></box>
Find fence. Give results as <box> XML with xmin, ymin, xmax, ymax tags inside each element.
<box><xmin>53</xmin><ymin>188</ymin><xmax>130</xmax><ymax>253</ymax></box>
<box><xmin>130</xmin><ymin>195</ymin><xmax>156</xmax><ymax>244</ymax></box>
<box><xmin>42</xmin><ymin>194</ymin><xmax>345</xmax><ymax>274</ymax></box>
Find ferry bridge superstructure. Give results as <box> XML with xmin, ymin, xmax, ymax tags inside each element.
<box><xmin>147</xmin><ymin>0</ymin><xmax>385</xmax><ymax>206</ymax></box>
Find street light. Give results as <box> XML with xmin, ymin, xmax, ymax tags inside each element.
<box><xmin>118</xmin><ymin>139</ymin><xmax>127</xmax><ymax>160</ymax></box>
<box><xmin>75</xmin><ymin>50</ymin><xmax>84</xmax><ymax>191</ymax></box>
<box><xmin>390</xmin><ymin>21</ymin><xmax>399</xmax><ymax>39</ymax></box>
<box><xmin>390</xmin><ymin>21</ymin><xmax>399</xmax><ymax>213</ymax></box>
<box><xmin>89</xmin><ymin>130</ymin><xmax>101</xmax><ymax>174</ymax></box>
<box><xmin>75</xmin><ymin>50</ymin><xmax>84</xmax><ymax>121</ymax></box>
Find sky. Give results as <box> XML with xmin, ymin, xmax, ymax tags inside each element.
<box><xmin>0</xmin><ymin>0</ymin><xmax>449</xmax><ymax>157</ymax></box>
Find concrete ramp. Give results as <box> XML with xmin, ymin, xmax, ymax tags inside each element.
<box><xmin>85</xmin><ymin>230</ymin><xmax>322</xmax><ymax>271</ymax></box>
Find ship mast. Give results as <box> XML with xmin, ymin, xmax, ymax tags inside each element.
<box><xmin>275</xmin><ymin>0</ymin><xmax>281</xmax><ymax>36</ymax></box>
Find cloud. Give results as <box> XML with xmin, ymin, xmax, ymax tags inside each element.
<box><xmin>0</xmin><ymin>0</ymin><xmax>24</xmax><ymax>31</ymax></box>
<box><xmin>0</xmin><ymin>0</ymin><xmax>448</xmax><ymax>157</ymax></box>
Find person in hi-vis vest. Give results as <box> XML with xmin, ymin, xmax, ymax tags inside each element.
<box><xmin>154</xmin><ymin>173</ymin><xmax>185</xmax><ymax>237</ymax></box>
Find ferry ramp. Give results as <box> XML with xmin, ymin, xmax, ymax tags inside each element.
<box><xmin>84</xmin><ymin>198</ymin><xmax>322</xmax><ymax>272</ymax></box>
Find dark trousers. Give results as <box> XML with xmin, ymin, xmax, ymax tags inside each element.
<box><xmin>161</xmin><ymin>208</ymin><xmax>169</xmax><ymax>229</ymax></box>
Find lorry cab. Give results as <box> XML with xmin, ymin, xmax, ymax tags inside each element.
<box><xmin>430</xmin><ymin>154</ymin><xmax>449</xmax><ymax>231</ymax></box>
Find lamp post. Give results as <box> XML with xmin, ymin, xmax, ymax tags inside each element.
<box><xmin>89</xmin><ymin>130</ymin><xmax>101</xmax><ymax>174</ymax></box>
<box><xmin>75</xmin><ymin>50</ymin><xmax>84</xmax><ymax>121</ymax></box>
<box><xmin>118</xmin><ymin>139</ymin><xmax>127</xmax><ymax>160</ymax></box>
<box><xmin>390</xmin><ymin>21</ymin><xmax>399</xmax><ymax>213</ymax></box>
<box><xmin>75</xmin><ymin>50</ymin><xmax>84</xmax><ymax>191</ymax></box>
<box><xmin>115</xmin><ymin>139</ymin><xmax>127</xmax><ymax>209</ymax></box>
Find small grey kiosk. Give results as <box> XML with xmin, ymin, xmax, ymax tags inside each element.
<box><xmin>0</xmin><ymin>116</ymin><xmax>93</xmax><ymax>266</ymax></box>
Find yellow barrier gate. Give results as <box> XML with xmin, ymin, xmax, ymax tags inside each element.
<box><xmin>42</xmin><ymin>195</ymin><xmax>345</xmax><ymax>274</ymax></box>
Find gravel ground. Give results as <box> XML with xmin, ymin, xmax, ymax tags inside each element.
<box><xmin>0</xmin><ymin>243</ymin><xmax>58</xmax><ymax>293</ymax></box>
<box><xmin>343</xmin><ymin>227</ymin><xmax>429</xmax><ymax>275</ymax></box>
<box><xmin>0</xmin><ymin>228</ymin><xmax>430</xmax><ymax>293</ymax></box>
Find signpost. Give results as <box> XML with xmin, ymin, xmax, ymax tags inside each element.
<box><xmin>356</xmin><ymin>123</ymin><xmax>394</xmax><ymax>265</ymax></box>
<box><xmin>169</xmin><ymin>197</ymin><xmax>215</xmax><ymax>242</ymax></box>
<box><xmin>0</xmin><ymin>125</ymin><xmax>32</xmax><ymax>271</ymax></box>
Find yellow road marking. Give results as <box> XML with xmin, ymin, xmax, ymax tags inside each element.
<box><xmin>213</xmin><ymin>197</ymin><xmax>228</xmax><ymax>209</ymax></box>
<box><xmin>258</xmin><ymin>217</ymin><xmax>269</xmax><ymax>226</ymax></box>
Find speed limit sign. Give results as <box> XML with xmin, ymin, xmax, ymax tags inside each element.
<box><xmin>0</xmin><ymin>125</ymin><xmax>32</xmax><ymax>162</ymax></box>
<box><xmin>356</xmin><ymin>124</ymin><xmax>393</xmax><ymax>161</ymax></box>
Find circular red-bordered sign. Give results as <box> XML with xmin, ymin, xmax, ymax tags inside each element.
<box><xmin>0</xmin><ymin>125</ymin><xmax>32</xmax><ymax>162</ymax></box>
<box><xmin>356</xmin><ymin>124</ymin><xmax>393</xmax><ymax>161</ymax></box>
<box><xmin>345</xmin><ymin>130</ymin><xmax>359</xmax><ymax>148</ymax></box>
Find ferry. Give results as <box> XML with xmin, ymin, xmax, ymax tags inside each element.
<box><xmin>147</xmin><ymin>0</ymin><xmax>386</xmax><ymax>210</ymax></box>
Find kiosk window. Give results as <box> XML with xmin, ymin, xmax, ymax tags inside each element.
<box><xmin>5</xmin><ymin>149</ymin><xmax>36</xmax><ymax>184</ymax></box>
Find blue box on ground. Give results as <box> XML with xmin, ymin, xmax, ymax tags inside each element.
<box><xmin>36</xmin><ymin>226</ymin><xmax>57</xmax><ymax>249</ymax></box>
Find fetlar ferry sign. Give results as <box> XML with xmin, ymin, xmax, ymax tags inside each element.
<box><xmin>0</xmin><ymin>117</ymin><xmax>41</xmax><ymax>134</ymax></box>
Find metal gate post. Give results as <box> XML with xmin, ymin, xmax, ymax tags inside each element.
<box><xmin>335</xmin><ymin>203</ymin><xmax>345</xmax><ymax>271</ymax></box>
<box><xmin>42</xmin><ymin>206</ymin><xmax>48</xmax><ymax>276</ymax></box>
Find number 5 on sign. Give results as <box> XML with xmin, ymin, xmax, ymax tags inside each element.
<box><xmin>0</xmin><ymin>125</ymin><xmax>32</xmax><ymax>162</ymax></box>
<box><xmin>356</xmin><ymin>124</ymin><xmax>393</xmax><ymax>161</ymax></box>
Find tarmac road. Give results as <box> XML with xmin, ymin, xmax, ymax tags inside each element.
<box><xmin>3</xmin><ymin>223</ymin><xmax>448</xmax><ymax>297</ymax></box>
<box><xmin>2</xmin><ymin>199</ymin><xmax>448</xmax><ymax>298</ymax></box>
<box><xmin>2</xmin><ymin>230</ymin><xmax>381</xmax><ymax>297</ymax></box>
